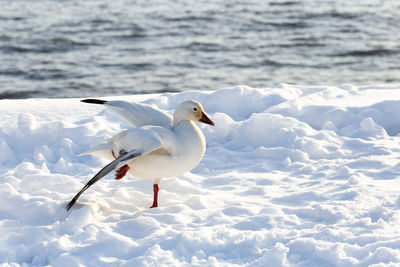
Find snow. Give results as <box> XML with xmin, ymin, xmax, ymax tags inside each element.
<box><xmin>2</xmin><ymin>84</ymin><xmax>400</xmax><ymax>266</ymax></box>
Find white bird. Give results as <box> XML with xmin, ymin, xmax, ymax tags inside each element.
<box><xmin>66</xmin><ymin>99</ymin><xmax>214</xmax><ymax>211</ymax></box>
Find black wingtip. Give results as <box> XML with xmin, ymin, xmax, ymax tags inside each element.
<box><xmin>81</xmin><ymin>99</ymin><xmax>107</xmax><ymax>105</ymax></box>
<box><xmin>66</xmin><ymin>199</ymin><xmax>75</xmax><ymax>211</ymax></box>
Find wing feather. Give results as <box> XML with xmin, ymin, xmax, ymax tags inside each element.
<box><xmin>66</xmin><ymin>150</ymin><xmax>141</xmax><ymax>211</ymax></box>
<box><xmin>82</xmin><ymin>99</ymin><xmax>173</xmax><ymax>128</ymax></box>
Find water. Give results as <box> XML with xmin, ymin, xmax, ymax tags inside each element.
<box><xmin>1</xmin><ymin>0</ymin><xmax>399</xmax><ymax>99</ymax></box>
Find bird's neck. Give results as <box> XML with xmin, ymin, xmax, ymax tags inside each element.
<box><xmin>173</xmin><ymin>119</ymin><xmax>194</xmax><ymax>131</ymax></box>
<box><xmin>173</xmin><ymin>119</ymin><xmax>204</xmax><ymax>142</ymax></box>
<box><xmin>173</xmin><ymin>119</ymin><xmax>206</xmax><ymax>160</ymax></box>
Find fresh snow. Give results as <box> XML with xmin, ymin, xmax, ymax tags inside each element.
<box><xmin>2</xmin><ymin>84</ymin><xmax>400</xmax><ymax>266</ymax></box>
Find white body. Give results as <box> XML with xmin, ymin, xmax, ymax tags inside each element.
<box><xmin>130</xmin><ymin>122</ymin><xmax>205</xmax><ymax>178</ymax></box>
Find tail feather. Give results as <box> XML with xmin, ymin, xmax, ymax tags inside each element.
<box><xmin>79</xmin><ymin>142</ymin><xmax>112</xmax><ymax>156</ymax></box>
<box><xmin>81</xmin><ymin>99</ymin><xmax>107</xmax><ymax>105</ymax></box>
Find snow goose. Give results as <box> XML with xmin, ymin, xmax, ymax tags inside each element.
<box><xmin>66</xmin><ymin>99</ymin><xmax>214</xmax><ymax>211</ymax></box>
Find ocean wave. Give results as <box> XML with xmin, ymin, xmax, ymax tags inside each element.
<box><xmin>1</xmin><ymin>37</ymin><xmax>96</xmax><ymax>54</ymax></box>
<box><xmin>0</xmin><ymin>89</ymin><xmax>40</xmax><ymax>99</ymax></box>
<box><xmin>333</xmin><ymin>48</ymin><xmax>400</xmax><ymax>57</ymax></box>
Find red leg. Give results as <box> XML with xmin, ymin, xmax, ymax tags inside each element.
<box><xmin>112</xmin><ymin>150</ymin><xmax>130</xmax><ymax>180</ymax></box>
<box><xmin>115</xmin><ymin>165</ymin><xmax>130</xmax><ymax>180</ymax></box>
<box><xmin>149</xmin><ymin>184</ymin><xmax>159</xmax><ymax>208</ymax></box>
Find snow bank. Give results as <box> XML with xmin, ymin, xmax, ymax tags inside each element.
<box><xmin>1</xmin><ymin>84</ymin><xmax>400</xmax><ymax>266</ymax></box>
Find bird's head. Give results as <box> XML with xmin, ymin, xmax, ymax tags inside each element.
<box><xmin>173</xmin><ymin>100</ymin><xmax>214</xmax><ymax>126</ymax></box>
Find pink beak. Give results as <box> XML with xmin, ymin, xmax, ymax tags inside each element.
<box><xmin>199</xmin><ymin>111</ymin><xmax>214</xmax><ymax>126</ymax></box>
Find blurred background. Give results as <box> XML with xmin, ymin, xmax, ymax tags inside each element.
<box><xmin>0</xmin><ymin>0</ymin><xmax>399</xmax><ymax>99</ymax></box>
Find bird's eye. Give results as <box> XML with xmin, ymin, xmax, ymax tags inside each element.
<box><xmin>193</xmin><ymin>107</ymin><xmax>198</xmax><ymax>111</ymax></box>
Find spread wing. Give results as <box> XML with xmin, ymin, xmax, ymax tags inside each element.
<box><xmin>66</xmin><ymin>127</ymin><xmax>166</xmax><ymax>211</ymax></box>
<box><xmin>81</xmin><ymin>99</ymin><xmax>173</xmax><ymax>128</ymax></box>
